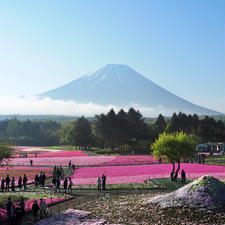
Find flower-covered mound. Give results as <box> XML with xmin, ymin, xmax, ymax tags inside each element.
<box><xmin>146</xmin><ymin>175</ymin><xmax>225</xmax><ymax>211</ymax></box>
<box><xmin>34</xmin><ymin>208</ymin><xmax>123</xmax><ymax>225</ymax></box>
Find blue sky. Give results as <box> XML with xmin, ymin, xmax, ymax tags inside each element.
<box><xmin>0</xmin><ymin>0</ymin><xmax>224</xmax><ymax>115</ymax></box>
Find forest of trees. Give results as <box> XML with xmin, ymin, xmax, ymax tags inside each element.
<box><xmin>0</xmin><ymin>110</ymin><xmax>224</xmax><ymax>151</ymax></box>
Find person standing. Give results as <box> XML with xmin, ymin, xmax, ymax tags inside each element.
<box><xmin>23</xmin><ymin>174</ymin><xmax>28</xmax><ymax>191</ymax></box>
<box><xmin>5</xmin><ymin>175</ymin><xmax>10</xmax><ymax>192</ymax></box>
<box><xmin>11</xmin><ymin>177</ymin><xmax>15</xmax><ymax>192</ymax></box>
<box><xmin>6</xmin><ymin>197</ymin><xmax>12</xmax><ymax>218</ymax></box>
<box><xmin>39</xmin><ymin>172</ymin><xmax>43</xmax><ymax>186</ymax></box>
<box><xmin>97</xmin><ymin>177</ymin><xmax>101</xmax><ymax>192</ymax></box>
<box><xmin>69</xmin><ymin>160</ymin><xmax>71</xmax><ymax>168</ymax></box>
<box><xmin>10</xmin><ymin>204</ymin><xmax>16</xmax><ymax>225</ymax></box>
<box><xmin>40</xmin><ymin>198</ymin><xmax>47</xmax><ymax>218</ymax></box>
<box><xmin>1</xmin><ymin>177</ymin><xmax>5</xmax><ymax>192</ymax></box>
<box><xmin>42</xmin><ymin>173</ymin><xmax>46</xmax><ymax>187</ymax></box>
<box><xmin>181</xmin><ymin>169</ymin><xmax>186</xmax><ymax>184</ymax></box>
<box><xmin>63</xmin><ymin>178</ymin><xmax>68</xmax><ymax>192</ymax></box>
<box><xmin>55</xmin><ymin>178</ymin><xmax>61</xmax><ymax>193</ymax></box>
<box><xmin>101</xmin><ymin>174</ymin><xmax>106</xmax><ymax>190</ymax></box>
<box><xmin>32</xmin><ymin>200</ymin><xmax>40</xmax><ymax>221</ymax></box>
<box><xmin>68</xmin><ymin>177</ymin><xmax>73</xmax><ymax>193</ymax></box>
<box><xmin>34</xmin><ymin>174</ymin><xmax>39</xmax><ymax>188</ymax></box>
<box><xmin>30</xmin><ymin>159</ymin><xmax>33</xmax><ymax>166</ymax></box>
<box><xmin>18</xmin><ymin>177</ymin><xmax>22</xmax><ymax>191</ymax></box>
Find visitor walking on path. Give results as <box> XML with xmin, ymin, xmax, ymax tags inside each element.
<box><xmin>35</xmin><ymin>174</ymin><xmax>39</xmax><ymax>188</ymax></box>
<box><xmin>23</xmin><ymin>174</ymin><xmax>28</xmax><ymax>190</ymax></box>
<box><xmin>6</xmin><ymin>197</ymin><xmax>12</xmax><ymax>218</ymax></box>
<box><xmin>32</xmin><ymin>200</ymin><xmax>40</xmax><ymax>221</ymax></box>
<box><xmin>181</xmin><ymin>169</ymin><xmax>186</xmax><ymax>184</ymax></box>
<box><xmin>18</xmin><ymin>177</ymin><xmax>22</xmax><ymax>191</ymax></box>
<box><xmin>30</xmin><ymin>159</ymin><xmax>33</xmax><ymax>166</ymax></box>
<box><xmin>9</xmin><ymin>204</ymin><xmax>16</xmax><ymax>225</ymax></box>
<box><xmin>40</xmin><ymin>198</ymin><xmax>47</xmax><ymax>218</ymax></box>
<box><xmin>15</xmin><ymin>199</ymin><xmax>25</xmax><ymax>225</ymax></box>
<box><xmin>11</xmin><ymin>177</ymin><xmax>15</xmax><ymax>192</ymax></box>
<box><xmin>63</xmin><ymin>178</ymin><xmax>68</xmax><ymax>192</ymax></box>
<box><xmin>102</xmin><ymin>174</ymin><xmax>106</xmax><ymax>190</ymax></box>
<box><xmin>55</xmin><ymin>178</ymin><xmax>61</xmax><ymax>193</ymax></box>
<box><xmin>42</xmin><ymin>172</ymin><xmax>46</xmax><ymax>187</ymax></box>
<box><xmin>1</xmin><ymin>177</ymin><xmax>5</xmax><ymax>192</ymax></box>
<box><xmin>5</xmin><ymin>175</ymin><xmax>10</xmax><ymax>191</ymax></box>
<box><xmin>68</xmin><ymin>177</ymin><xmax>73</xmax><ymax>193</ymax></box>
<box><xmin>97</xmin><ymin>177</ymin><xmax>101</xmax><ymax>192</ymax></box>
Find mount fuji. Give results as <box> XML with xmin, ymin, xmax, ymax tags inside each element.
<box><xmin>39</xmin><ymin>64</ymin><xmax>221</xmax><ymax>116</ymax></box>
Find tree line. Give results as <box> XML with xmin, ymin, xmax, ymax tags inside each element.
<box><xmin>0</xmin><ymin>110</ymin><xmax>224</xmax><ymax>150</ymax></box>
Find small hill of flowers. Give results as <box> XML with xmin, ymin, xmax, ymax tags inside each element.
<box><xmin>147</xmin><ymin>175</ymin><xmax>225</xmax><ymax>211</ymax></box>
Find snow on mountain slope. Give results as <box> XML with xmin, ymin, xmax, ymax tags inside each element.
<box><xmin>39</xmin><ymin>64</ymin><xmax>221</xmax><ymax>115</ymax></box>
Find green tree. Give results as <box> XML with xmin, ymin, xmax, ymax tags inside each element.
<box><xmin>151</xmin><ymin>131</ymin><xmax>196</xmax><ymax>181</ymax></box>
<box><xmin>66</xmin><ymin>116</ymin><xmax>92</xmax><ymax>149</ymax></box>
<box><xmin>0</xmin><ymin>143</ymin><xmax>14</xmax><ymax>165</ymax></box>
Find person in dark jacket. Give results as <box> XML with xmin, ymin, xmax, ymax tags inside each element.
<box><xmin>23</xmin><ymin>174</ymin><xmax>28</xmax><ymax>191</ymax></box>
<box><xmin>11</xmin><ymin>177</ymin><xmax>15</xmax><ymax>192</ymax></box>
<box><xmin>101</xmin><ymin>174</ymin><xmax>106</xmax><ymax>190</ymax></box>
<box><xmin>63</xmin><ymin>178</ymin><xmax>68</xmax><ymax>192</ymax></box>
<box><xmin>1</xmin><ymin>177</ymin><xmax>5</xmax><ymax>192</ymax></box>
<box><xmin>6</xmin><ymin>197</ymin><xmax>12</xmax><ymax>218</ymax></box>
<box><xmin>34</xmin><ymin>174</ymin><xmax>39</xmax><ymax>188</ymax></box>
<box><xmin>181</xmin><ymin>169</ymin><xmax>186</xmax><ymax>184</ymax></box>
<box><xmin>42</xmin><ymin>173</ymin><xmax>46</xmax><ymax>187</ymax></box>
<box><xmin>18</xmin><ymin>177</ymin><xmax>22</xmax><ymax>190</ymax></box>
<box><xmin>9</xmin><ymin>204</ymin><xmax>16</xmax><ymax>225</ymax></box>
<box><xmin>32</xmin><ymin>200</ymin><xmax>40</xmax><ymax>221</ymax></box>
<box><xmin>5</xmin><ymin>175</ymin><xmax>10</xmax><ymax>192</ymax></box>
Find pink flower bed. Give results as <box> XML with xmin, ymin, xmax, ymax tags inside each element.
<box><xmin>34</xmin><ymin>151</ymin><xmax>87</xmax><ymax>158</ymax></box>
<box><xmin>70</xmin><ymin>163</ymin><xmax>225</xmax><ymax>185</ymax></box>
<box><xmin>9</xmin><ymin>155</ymin><xmax>161</xmax><ymax>167</ymax></box>
<box><xmin>98</xmin><ymin>155</ymin><xmax>161</xmax><ymax>165</ymax></box>
<box><xmin>0</xmin><ymin>166</ymin><xmax>52</xmax><ymax>184</ymax></box>
<box><xmin>0</xmin><ymin>198</ymin><xmax>64</xmax><ymax>220</ymax></box>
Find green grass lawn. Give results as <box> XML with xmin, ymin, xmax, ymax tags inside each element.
<box><xmin>70</xmin><ymin>178</ymin><xmax>192</xmax><ymax>191</ymax></box>
<box><xmin>44</xmin><ymin>146</ymin><xmax>83</xmax><ymax>151</ymax></box>
<box><xmin>205</xmin><ymin>155</ymin><xmax>225</xmax><ymax>166</ymax></box>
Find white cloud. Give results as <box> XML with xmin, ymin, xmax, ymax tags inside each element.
<box><xmin>0</xmin><ymin>96</ymin><xmax>176</xmax><ymax>117</ymax></box>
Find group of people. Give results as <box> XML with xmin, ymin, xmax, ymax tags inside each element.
<box><xmin>5</xmin><ymin>197</ymin><xmax>49</xmax><ymax>225</ymax></box>
<box><xmin>97</xmin><ymin>174</ymin><xmax>106</xmax><ymax>192</ymax></box>
<box><xmin>1</xmin><ymin>174</ymin><xmax>28</xmax><ymax>192</ymax></box>
<box><xmin>51</xmin><ymin>176</ymin><xmax>73</xmax><ymax>193</ymax></box>
<box><xmin>34</xmin><ymin>172</ymin><xmax>47</xmax><ymax>188</ymax></box>
<box><xmin>6</xmin><ymin>197</ymin><xmax>25</xmax><ymax>225</ymax></box>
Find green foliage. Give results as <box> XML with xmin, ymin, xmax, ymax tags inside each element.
<box><xmin>151</xmin><ymin>131</ymin><xmax>196</xmax><ymax>179</ymax></box>
<box><xmin>0</xmin><ymin>143</ymin><xmax>14</xmax><ymax>165</ymax></box>
<box><xmin>94</xmin><ymin>108</ymin><xmax>149</xmax><ymax>151</ymax></box>
<box><xmin>66</xmin><ymin>116</ymin><xmax>93</xmax><ymax>149</ymax></box>
<box><xmin>0</xmin><ymin>118</ymin><xmax>60</xmax><ymax>146</ymax></box>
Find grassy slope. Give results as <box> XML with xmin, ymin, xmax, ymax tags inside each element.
<box><xmin>205</xmin><ymin>155</ymin><xmax>225</xmax><ymax>166</ymax></box>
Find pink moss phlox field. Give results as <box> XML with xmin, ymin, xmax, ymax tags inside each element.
<box><xmin>70</xmin><ymin>163</ymin><xmax>225</xmax><ymax>185</ymax></box>
<box><xmin>0</xmin><ymin>198</ymin><xmax>64</xmax><ymax>220</ymax></box>
<box><xmin>34</xmin><ymin>151</ymin><xmax>87</xmax><ymax>158</ymax></box>
<box><xmin>0</xmin><ymin>166</ymin><xmax>52</xmax><ymax>184</ymax></box>
<box><xmin>98</xmin><ymin>155</ymin><xmax>162</xmax><ymax>165</ymax></box>
<box><xmin>10</xmin><ymin>155</ymin><xmax>161</xmax><ymax>166</ymax></box>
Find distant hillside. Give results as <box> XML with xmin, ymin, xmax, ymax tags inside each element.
<box><xmin>40</xmin><ymin>64</ymin><xmax>221</xmax><ymax>116</ymax></box>
<box><xmin>0</xmin><ymin>115</ymin><xmax>78</xmax><ymax>121</ymax></box>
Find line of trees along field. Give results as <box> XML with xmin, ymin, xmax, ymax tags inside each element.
<box><xmin>0</xmin><ymin>109</ymin><xmax>224</xmax><ymax>152</ymax></box>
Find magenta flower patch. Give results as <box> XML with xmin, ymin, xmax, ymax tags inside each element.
<box><xmin>70</xmin><ymin>163</ymin><xmax>225</xmax><ymax>185</ymax></box>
